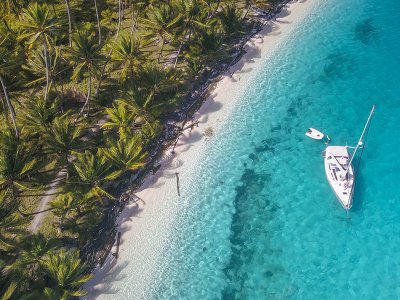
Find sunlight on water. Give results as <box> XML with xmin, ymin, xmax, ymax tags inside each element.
<box><xmin>148</xmin><ymin>0</ymin><xmax>400</xmax><ymax>299</ymax></box>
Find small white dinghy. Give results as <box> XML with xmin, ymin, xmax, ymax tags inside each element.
<box><xmin>323</xmin><ymin>105</ymin><xmax>375</xmax><ymax>210</ymax></box>
<box><xmin>305</xmin><ymin>128</ymin><xmax>324</xmax><ymax>140</ymax></box>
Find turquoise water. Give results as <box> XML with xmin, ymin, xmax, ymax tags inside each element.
<box><xmin>150</xmin><ymin>1</ymin><xmax>400</xmax><ymax>299</ymax></box>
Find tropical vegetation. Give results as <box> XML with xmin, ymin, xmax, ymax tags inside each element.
<box><xmin>0</xmin><ymin>0</ymin><xmax>285</xmax><ymax>298</ymax></box>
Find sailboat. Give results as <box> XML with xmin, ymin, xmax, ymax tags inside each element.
<box><xmin>323</xmin><ymin>105</ymin><xmax>375</xmax><ymax>210</ymax></box>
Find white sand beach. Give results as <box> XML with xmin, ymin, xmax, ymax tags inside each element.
<box><xmin>84</xmin><ymin>1</ymin><xmax>319</xmax><ymax>298</ymax></box>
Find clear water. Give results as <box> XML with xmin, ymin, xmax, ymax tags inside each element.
<box><xmin>149</xmin><ymin>0</ymin><xmax>400</xmax><ymax>299</ymax></box>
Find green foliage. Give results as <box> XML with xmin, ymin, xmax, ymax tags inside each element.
<box><xmin>111</xmin><ymin>33</ymin><xmax>145</xmax><ymax>82</ymax></box>
<box><xmin>72</xmin><ymin>149</ymin><xmax>118</xmax><ymax>200</ymax></box>
<box><xmin>65</xmin><ymin>30</ymin><xmax>104</xmax><ymax>82</ymax></box>
<box><xmin>102</xmin><ymin>100</ymin><xmax>138</xmax><ymax>139</ymax></box>
<box><xmin>40</xmin><ymin>248</ymin><xmax>92</xmax><ymax>298</ymax></box>
<box><xmin>0</xmin><ymin>0</ymin><xmax>280</xmax><ymax>297</ymax></box>
<box><xmin>102</xmin><ymin>134</ymin><xmax>147</xmax><ymax>173</ymax></box>
<box><xmin>0</xmin><ymin>191</ymin><xmax>28</xmax><ymax>252</ymax></box>
<box><xmin>0</xmin><ymin>131</ymin><xmax>39</xmax><ymax>193</ymax></box>
<box><xmin>218</xmin><ymin>4</ymin><xmax>243</xmax><ymax>36</ymax></box>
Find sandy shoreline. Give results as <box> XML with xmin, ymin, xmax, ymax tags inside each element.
<box><xmin>84</xmin><ymin>1</ymin><xmax>319</xmax><ymax>298</ymax></box>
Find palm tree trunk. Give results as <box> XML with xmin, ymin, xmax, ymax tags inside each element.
<box><xmin>0</xmin><ymin>93</ymin><xmax>9</xmax><ymax>120</ymax></box>
<box><xmin>79</xmin><ymin>74</ymin><xmax>92</xmax><ymax>117</ymax></box>
<box><xmin>0</xmin><ymin>76</ymin><xmax>19</xmax><ymax>138</ymax></box>
<box><xmin>243</xmin><ymin>4</ymin><xmax>251</xmax><ymax>19</ymax></box>
<box><xmin>43</xmin><ymin>44</ymin><xmax>50</xmax><ymax>103</ymax></box>
<box><xmin>94</xmin><ymin>0</ymin><xmax>102</xmax><ymax>45</ymax></box>
<box><xmin>210</xmin><ymin>0</ymin><xmax>221</xmax><ymax>18</ymax></box>
<box><xmin>65</xmin><ymin>0</ymin><xmax>72</xmax><ymax>47</ymax></box>
<box><xmin>130</xmin><ymin>2</ymin><xmax>136</xmax><ymax>35</ymax></box>
<box><xmin>118</xmin><ymin>0</ymin><xmax>122</xmax><ymax>31</ymax></box>
<box><xmin>158</xmin><ymin>34</ymin><xmax>166</xmax><ymax>63</ymax></box>
<box><xmin>65</xmin><ymin>152</ymin><xmax>70</xmax><ymax>179</ymax></box>
<box><xmin>95</xmin><ymin>18</ymin><xmax>122</xmax><ymax>98</ymax></box>
<box><xmin>173</xmin><ymin>41</ymin><xmax>184</xmax><ymax>69</ymax></box>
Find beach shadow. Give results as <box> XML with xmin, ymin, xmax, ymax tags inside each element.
<box><xmin>175</xmin><ymin>143</ymin><xmax>194</xmax><ymax>153</ymax></box>
<box><xmin>197</xmin><ymin>98</ymin><xmax>223</xmax><ymax>116</ymax></box>
<box><xmin>235</xmin><ymin>67</ymin><xmax>253</xmax><ymax>75</ymax></box>
<box><xmin>275</xmin><ymin>7</ymin><xmax>291</xmax><ymax>19</ymax></box>
<box><xmin>179</xmin><ymin>131</ymin><xmax>203</xmax><ymax>144</ymax></box>
<box><xmin>119</xmin><ymin>205</ymin><xmax>144</xmax><ymax>223</ymax></box>
<box><xmin>84</xmin><ymin>260</ymin><xmax>129</xmax><ymax>299</ymax></box>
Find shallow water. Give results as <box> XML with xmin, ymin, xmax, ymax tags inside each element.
<box><xmin>129</xmin><ymin>0</ymin><xmax>400</xmax><ymax>299</ymax></box>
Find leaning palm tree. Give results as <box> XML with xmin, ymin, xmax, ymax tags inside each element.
<box><xmin>64</xmin><ymin>0</ymin><xmax>72</xmax><ymax>47</ymax></box>
<box><xmin>0</xmin><ymin>131</ymin><xmax>39</xmax><ymax>200</ymax></box>
<box><xmin>0</xmin><ymin>36</ymin><xmax>20</xmax><ymax>137</ymax></box>
<box><xmin>44</xmin><ymin>113</ymin><xmax>82</xmax><ymax>178</ymax></box>
<box><xmin>7</xmin><ymin>233</ymin><xmax>58</xmax><ymax>285</ymax></box>
<box><xmin>0</xmin><ymin>191</ymin><xmax>28</xmax><ymax>253</ymax></box>
<box><xmin>141</xmin><ymin>3</ymin><xmax>181</xmax><ymax>62</ymax></box>
<box><xmin>50</xmin><ymin>192</ymin><xmax>96</xmax><ymax>232</ymax></box>
<box><xmin>217</xmin><ymin>3</ymin><xmax>243</xmax><ymax>36</ymax></box>
<box><xmin>41</xmin><ymin>248</ymin><xmax>92</xmax><ymax>298</ymax></box>
<box><xmin>135</xmin><ymin>62</ymin><xmax>184</xmax><ymax>113</ymax></box>
<box><xmin>65</xmin><ymin>31</ymin><xmax>104</xmax><ymax>117</ymax></box>
<box><xmin>18</xmin><ymin>2</ymin><xmax>60</xmax><ymax>103</ymax></box>
<box><xmin>101</xmin><ymin>135</ymin><xmax>147</xmax><ymax>175</ymax></box>
<box><xmin>101</xmin><ymin>100</ymin><xmax>138</xmax><ymax>140</ymax></box>
<box><xmin>22</xmin><ymin>47</ymin><xmax>62</xmax><ymax>96</ymax></box>
<box><xmin>110</xmin><ymin>33</ymin><xmax>145</xmax><ymax>84</ymax></box>
<box><xmin>173</xmin><ymin>0</ymin><xmax>209</xmax><ymax>67</ymax></box>
<box><xmin>71</xmin><ymin>150</ymin><xmax>119</xmax><ymax>201</ymax></box>
<box><xmin>20</xmin><ymin>96</ymin><xmax>57</xmax><ymax>134</ymax></box>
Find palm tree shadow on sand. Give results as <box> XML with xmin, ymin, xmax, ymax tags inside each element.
<box><xmin>83</xmin><ymin>260</ymin><xmax>129</xmax><ymax>299</ymax></box>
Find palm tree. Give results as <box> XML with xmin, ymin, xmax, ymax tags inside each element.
<box><xmin>22</xmin><ymin>47</ymin><xmax>64</xmax><ymax>100</ymax></box>
<box><xmin>135</xmin><ymin>62</ymin><xmax>184</xmax><ymax>113</ymax></box>
<box><xmin>18</xmin><ymin>2</ymin><xmax>60</xmax><ymax>103</ymax></box>
<box><xmin>94</xmin><ymin>0</ymin><xmax>101</xmax><ymax>45</ymax></box>
<box><xmin>111</xmin><ymin>33</ymin><xmax>144</xmax><ymax>84</ymax></box>
<box><xmin>185</xmin><ymin>28</ymin><xmax>225</xmax><ymax>77</ymax></box>
<box><xmin>65</xmin><ymin>31</ymin><xmax>104</xmax><ymax>117</ymax></box>
<box><xmin>64</xmin><ymin>0</ymin><xmax>72</xmax><ymax>47</ymax></box>
<box><xmin>0</xmin><ymin>37</ymin><xmax>20</xmax><ymax>137</ymax></box>
<box><xmin>0</xmin><ymin>191</ymin><xmax>28</xmax><ymax>253</ymax></box>
<box><xmin>41</xmin><ymin>248</ymin><xmax>92</xmax><ymax>298</ymax></box>
<box><xmin>7</xmin><ymin>233</ymin><xmax>58</xmax><ymax>284</ymax></box>
<box><xmin>50</xmin><ymin>192</ymin><xmax>96</xmax><ymax>231</ymax></box>
<box><xmin>130</xmin><ymin>0</ymin><xmax>154</xmax><ymax>33</ymax></box>
<box><xmin>217</xmin><ymin>4</ymin><xmax>243</xmax><ymax>36</ymax></box>
<box><xmin>101</xmin><ymin>100</ymin><xmax>138</xmax><ymax>140</ymax></box>
<box><xmin>21</xmin><ymin>96</ymin><xmax>57</xmax><ymax>134</ymax></box>
<box><xmin>141</xmin><ymin>3</ymin><xmax>180</xmax><ymax>62</ymax></box>
<box><xmin>71</xmin><ymin>150</ymin><xmax>119</xmax><ymax>201</ymax></box>
<box><xmin>101</xmin><ymin>135</ymin><xmax>147</xmax><ymax>175</ymax></box>
<box><xmin>173</xmin><ymin>0</ymin><xmax>209</xmax><ymax>67</ymax></box>
<box><xmin>44</xmin><ymin>114</ymin><xmax>82</xmax><ymax>178</ymax></box>
<box><xmin>0</xmin><ymin>131</ymin><xmax>39</xmax><ymax>200</ymax></box>
<box><xmin>202</xmin><ymin>0</ymin><xmax>222</xmax><ymax>18</ymax></box>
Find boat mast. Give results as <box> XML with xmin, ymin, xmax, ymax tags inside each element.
<box><xmin>347</xmin><ymin>104</ymin><xmax>376</xmax><ymax>169</ymax></box>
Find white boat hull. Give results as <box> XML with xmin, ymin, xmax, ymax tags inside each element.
<box><xmin>305</xmin><ymin>128</ymin><xmax>324</xmax><ymax>140</ymax></box>
<box><xmin>323</xmin><ymin>146</ymin><xmax>354</xmax><ymax>209</ymax></box>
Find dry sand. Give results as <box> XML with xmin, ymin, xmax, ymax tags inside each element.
<box><xmin>84</xmin><ymin>1</ymin><xmax>320</xmax><ymax>298</ymax></box>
